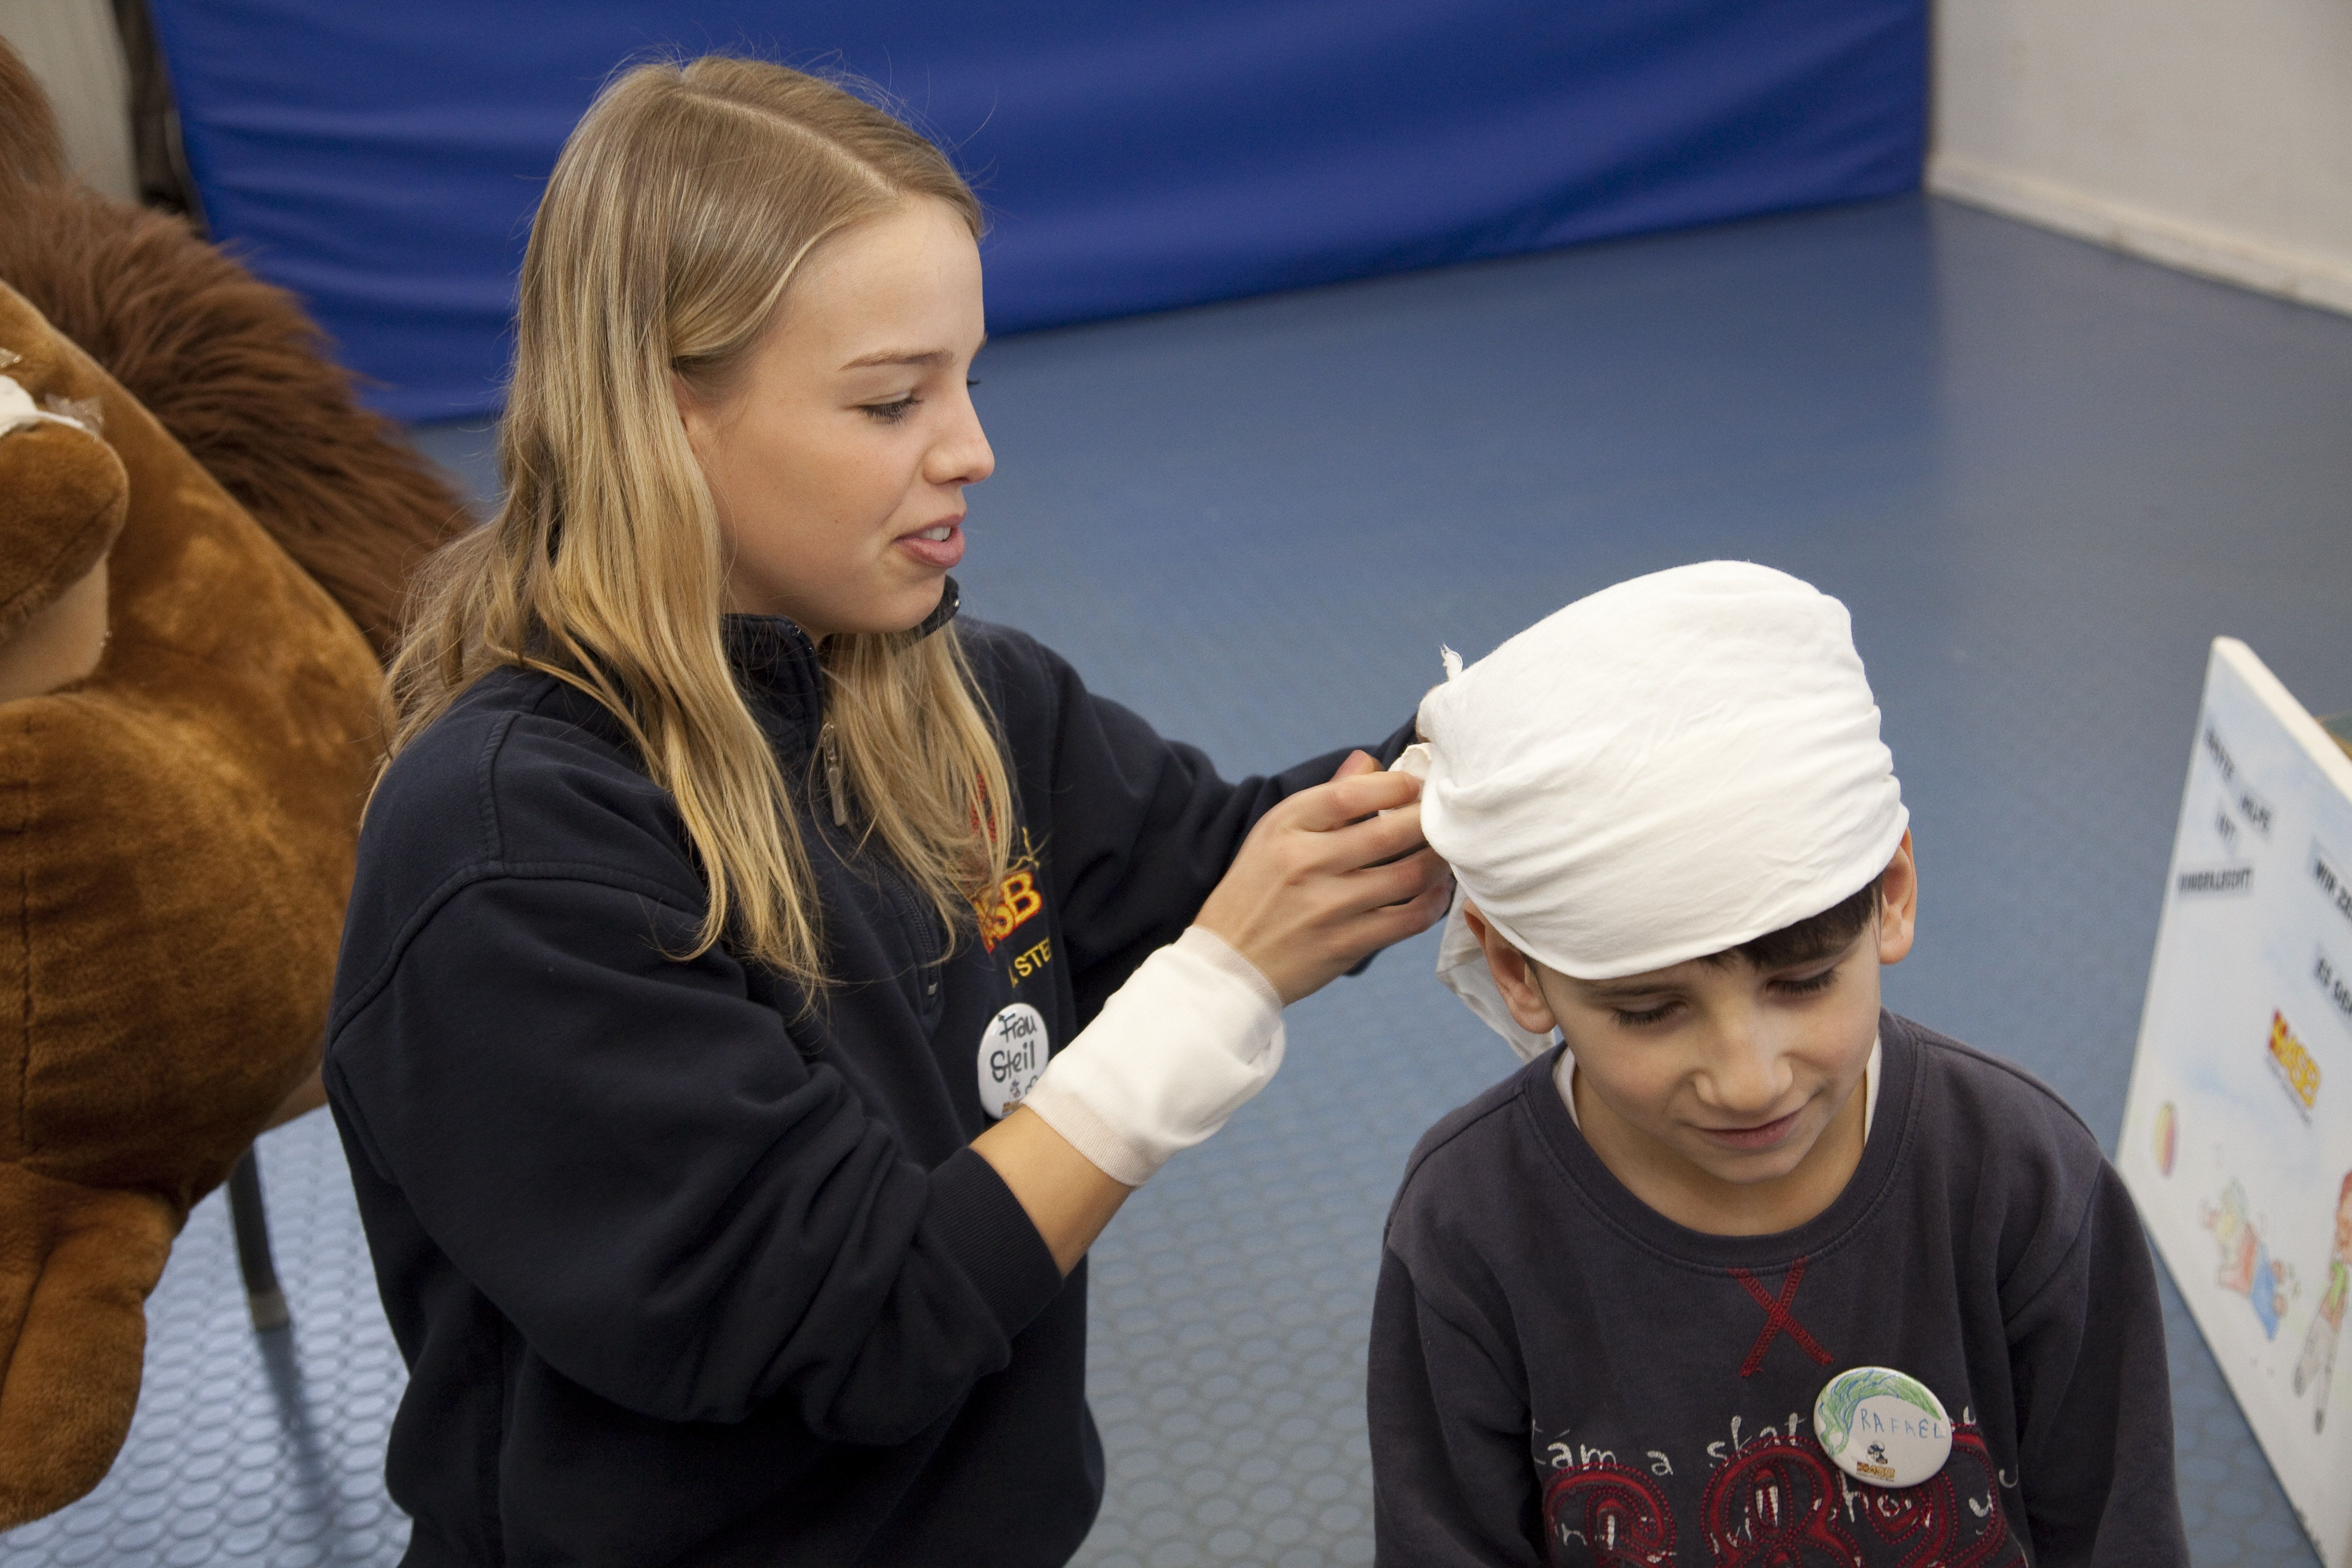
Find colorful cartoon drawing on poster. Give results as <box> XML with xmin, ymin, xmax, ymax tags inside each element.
<box><xmin>2205</xmin><ymin>1179</ymin><xmax>2300</xmax><ymax>1339</ymax></box>
<box><xmin>2291</xmin><ymin>1173</ymin><xmax>2352</xmax><ymax>1433</ymax></box>
<box><xmin>2153</xmin><ymin>1101</ymin><xmax>2177</xmax><ymax>1177</ymax></box>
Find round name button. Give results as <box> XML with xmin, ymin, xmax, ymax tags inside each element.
<box><xmin>977</xmin><ymin>1003</ymin><xmax>1049</xmax><ymax>1119</ymax></box>
<box><xmin>1813</xmin><ymin>1366</ymin><xmax>1953</xmax><ymax>1489</ymax></box>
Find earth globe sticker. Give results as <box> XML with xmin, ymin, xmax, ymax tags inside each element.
<box><xmin>1813</xmin><ymin>1367</ymin><xmax>1952</xmax><ymax>1489</ymax></box>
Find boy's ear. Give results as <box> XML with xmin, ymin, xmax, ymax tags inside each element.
<box><xmin>1877</xmin><ymin>830</ymin><xmax>1919</xmax><ymax>966</ymax></box>
<box><xmin>1463</xmin><ymin>900</ymin><xmax>1562</xmax><ymax>1036</ymax></box>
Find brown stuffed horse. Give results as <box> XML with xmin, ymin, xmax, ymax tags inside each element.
<box><xmin>0</xmin><ymin>40</ymin><xmax>470</xmax><ymax>1527</ymax></box>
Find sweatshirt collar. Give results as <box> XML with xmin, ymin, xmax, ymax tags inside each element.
<box><xmin>719</xmin><ymin>577</ymin><xmax>964</xmax><ymax>734</ymax></box>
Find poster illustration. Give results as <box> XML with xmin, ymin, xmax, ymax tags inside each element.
<box><xmin>2118</xmin><ymin>638</ymin><xmax>2352</xmax><ymax>1568</ymax></box>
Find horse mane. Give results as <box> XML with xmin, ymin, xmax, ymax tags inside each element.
<box><xmin>0</xmin><ymin>39</ymin><xmax>470</xmax><ymax>659</ymax></box>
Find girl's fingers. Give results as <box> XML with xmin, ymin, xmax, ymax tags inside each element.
<box><xmin>1352</xmin><ymin>867</ymin><xmax>1455</xmax><ymax>946</ymax></box>
<box><xmin>1278</xmin><ymin>767</ymin><xmax>1422</xmax><ymax>833</ymax></box>
<box><xmin>1331</xmin><ymin>802</ymin><xmax>1429</xmax><ymax>867</ymax></box>
<box><xmin>1341</xmin><ymin>846</ymin><xmax>1449</xmax><ymax>912</ymax></box>
<box><xmin>1198</xmin><ymin>761</ymin><xmax>1449</xmax><ymax>1002</ymax></box>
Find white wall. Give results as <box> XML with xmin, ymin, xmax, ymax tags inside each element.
<box><xmin>0</xmin><ymin>0</ymin><xmax>136</xmax><ymax>205</ymax></box>
<box><xmin>1932</xmin><ymin>0</ymin><xmax>2352</xmax><ymax>316</ymax></box>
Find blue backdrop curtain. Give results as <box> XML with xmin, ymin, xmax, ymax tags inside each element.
<box><xmin>144</xmin><ymin>1</ymin><xmax>1925</xmax><ymax>421</ymax></box>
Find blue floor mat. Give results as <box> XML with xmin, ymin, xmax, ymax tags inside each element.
<box><xmin>10</xmin><ymin>192</ymin><xmax>2346</xmax><ymax>1567</ymax></box>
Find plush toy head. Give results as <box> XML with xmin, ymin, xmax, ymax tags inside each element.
<box><xmin>0</xmin><ymin>281</ymin><xmax>383</xmax><ymax>1526</ymax></box>
<box><xmin>0</xmin><ymin>38</ymin><xmax>469</xmax><ymax>659</ymax></box>
<box><xmin>0</xmin><ymin>370</ymin><xmax>125</xmax><ymax>699</ymax></box>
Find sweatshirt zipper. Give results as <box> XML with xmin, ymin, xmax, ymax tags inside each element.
<box><xmin>820</xmin><ymin>718</ymin><xmax>939</xmax><ymax>998</ymax></box>
<box><xmin>820</xmin><ymin>722</ymin><xmax>848</xmax><ymax>827</ymax></box>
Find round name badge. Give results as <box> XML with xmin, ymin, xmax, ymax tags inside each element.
<box><xmin>977</xmin><ymin>1003</ymin><xmax>1049</xmax><ymax>1119</ymax></box>
<box><xmin>1813</xmin><ymin>1367</ymin><xmax>1953</xmax><ymax>1489</ymax></box>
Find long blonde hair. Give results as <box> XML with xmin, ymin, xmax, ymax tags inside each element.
<box><xmin>387</xmin><ymin>56</ymin><xmax>1013</xmax><ymax>987</ymax></box>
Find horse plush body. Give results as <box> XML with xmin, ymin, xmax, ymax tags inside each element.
<box><xmin>0</xmin><ymin>39</ymin><xmax>468</xmax><ymax>1525</ymax></box>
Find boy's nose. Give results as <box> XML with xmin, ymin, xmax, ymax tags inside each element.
<box><xmin>1696</xmin><ymin>1019</ymin><xmax>1790</xmax><ymax>1119</ymax></box>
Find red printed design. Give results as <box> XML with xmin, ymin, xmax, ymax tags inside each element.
<box><xmin>1544</xmin><ymin>1461</ymin><xmax>1679</xmax><ymax>1567</ymax></box>
<box><xmin>1842</xmin><ymin>1426</ymin><xmax>2019</xmax><ymax>1568</ymax></box>
<box><xmin>1700</xmin><ymin>1436</ymin><xmax>1860</xmax><ymax>1566</ymax></box>
<box><xmin>1536</xmin><ymin>1425</ymin><xmax>2022</xmax><ymax>1567</ymax></box>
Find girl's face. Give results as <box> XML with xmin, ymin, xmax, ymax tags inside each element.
<box><xmin>676</xmin><ymin>197</ymin><xmax>992</xmax><ymax>642</ymax></box>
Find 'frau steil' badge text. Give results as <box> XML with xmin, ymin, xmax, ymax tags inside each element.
<box><xmin>978</xmin><ymin>1003</ymin><xmax>1048</xmax><ymax>1119</ymax></box>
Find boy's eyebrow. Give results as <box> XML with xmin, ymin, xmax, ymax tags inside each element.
<box><xmin>1571</xmin><ymin>931</ymin><xmax>1862</xmax><ymax>998</ymax></box>
<box><xmin>1699</xmin><ymin>926</ymin><xmax>1864</xmax><ymax>972</ymax></box>
<box><xmin>1571</xmin><ymin>973</ymin><xmax>1685</xmax><ymax>1000</ymax></box>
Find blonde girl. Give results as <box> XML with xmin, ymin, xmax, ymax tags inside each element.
<box><xmin>325</xmin><ymin>56</ymin><xmax>1446</xmax><ymax>1567</ymax></box>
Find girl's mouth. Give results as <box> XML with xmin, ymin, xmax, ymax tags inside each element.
<box><xmin>898</xmin><ymin>520</ymin><xmax>964</xmax><ymax>569</ymax></box>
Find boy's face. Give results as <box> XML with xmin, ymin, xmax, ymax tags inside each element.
<box><xmin>1471</xmin><ymin>836</ymin><xmax>1916</xmax><ymax>1196</ymax></box>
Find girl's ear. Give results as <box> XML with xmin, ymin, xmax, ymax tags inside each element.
<box><xmin>671</xmin><ymin>372</ymin><xmax>705</xmax><ymax>453</ymax></box>
<box><xmin>1465</xmin><ymin>900</ymin><xmax>1561</xmax><ymax>1036</ymax></box>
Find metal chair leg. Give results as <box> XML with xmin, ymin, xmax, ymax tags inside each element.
<box><xmin>227</xmin><ymin>1147</ymin><xmax>291</xmax><ymax>1331</ymax></box>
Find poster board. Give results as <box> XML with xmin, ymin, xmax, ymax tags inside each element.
<box><xmin>2118</xmin><ymin>637</ymin><xmax>2352</xmax><ymax>1568</ymax></box>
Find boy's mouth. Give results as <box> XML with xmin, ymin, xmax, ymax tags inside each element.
<box><xmin>1696</xmin><ymin>1106</ymin><xmax>1804</xmax><ymax>1152</ymax></box>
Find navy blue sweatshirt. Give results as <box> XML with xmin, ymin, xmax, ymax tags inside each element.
<box><xmin>326</xmin><ymin>609</ymin><xmax>1411</xmax><ymax>1567</ymax></box>
<box><xmin>1369</xmin><ymin>1013</ymin><xmax>2188</xmax><ymax>1568</ymax></box>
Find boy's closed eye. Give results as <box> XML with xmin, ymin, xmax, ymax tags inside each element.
<box><xmin>1772</xmin><ymin>961</ymin><xmax>1844</xmax><ymax>998</ymax></box>
<box><xmin>1591</xmin><ymin>952</ymin><xmax>1851</xmax><ymax>1030</ymax></box>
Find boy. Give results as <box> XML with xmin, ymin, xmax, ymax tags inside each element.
<box><xmin>1369</xmin><ymin>562</ymin><xmax>2186</xmax><ymax>1567</ymax></box>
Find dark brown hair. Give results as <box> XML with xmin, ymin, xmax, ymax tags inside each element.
<box><xmin>1705</xmin><ymin>874</ymin><xmax>1886</xmax><ymax>971</ymax></box>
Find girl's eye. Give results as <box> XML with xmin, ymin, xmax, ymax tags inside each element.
<box><xmin>966</xmin><ymin>377</ymin><xmax>982</xmax><ymax>389</ymax></box>
<box><xmin>1776</xmin><ymin>967</ymin><xmax>1840</xmax><ymax>997</ymax></box>
<box><xmin>864</xmin><ymin>395</ymin><xmax>920</xmax><ymax>423</ymax></box>
<box><xmin>1612</xmin><ymin>1001</ymin><xmax>1676</xmax><ymax>1028</ymax></box>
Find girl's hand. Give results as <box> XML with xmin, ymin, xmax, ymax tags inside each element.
<box><xmin>1195</xmin><ymin>750</ymin><xmax>1452</xmax><ymax>1005</ymax></box>
<box><xmin>986</xmin><ymin>753</ymin><xmax>1447</xmax><ymax>1261</ymax></box>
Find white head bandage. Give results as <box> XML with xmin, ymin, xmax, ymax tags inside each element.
<box><xmin>1397</xmin><ymin>561</ymin><xmax>1908</xmax><ymax>1059</ymax></box>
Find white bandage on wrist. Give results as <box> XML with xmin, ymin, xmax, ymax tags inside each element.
<box><xmin>1018</xmin><ymin>926</ymin><xmax>1285</xmax><ymax>1187</ymax></box>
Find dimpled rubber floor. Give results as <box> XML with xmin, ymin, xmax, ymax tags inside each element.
<box><xmin>9</xmin><ymin>194</ymin><xmax>2348</xmax><ymax>1566</ymax></box>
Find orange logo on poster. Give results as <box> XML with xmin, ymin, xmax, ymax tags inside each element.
<box><xmin>2268</xmin><ymin>1011</ymin><xmax>2321</xmax><ymax>1113</ymax></box>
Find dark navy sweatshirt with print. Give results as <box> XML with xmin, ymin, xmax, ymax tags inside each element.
<box><xmin>325</xmin><ymin>610</ymin><xmax>1411</xmax><ymax>1568</ymax></box>
<box><xmin>1368</xmin><ymin>1013</ymin><xmax>2188</xmax><ymax>1568</ymax></box>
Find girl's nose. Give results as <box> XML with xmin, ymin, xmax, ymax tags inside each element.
<box><xmin>928</xmin><ymin>397</ymin><xmax>995</xmax><ymax>488</ymax></box>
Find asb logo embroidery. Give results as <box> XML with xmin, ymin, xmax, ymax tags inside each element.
<box><xmin>975</xmin><ymin>830</ymin><xmax>1046</xmax><ymax>953</ymax></box>
<box><xmin>977</xmin><ymin>1003</ymin><xmax>1048</xmax><ymax>1119</ymax></box>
